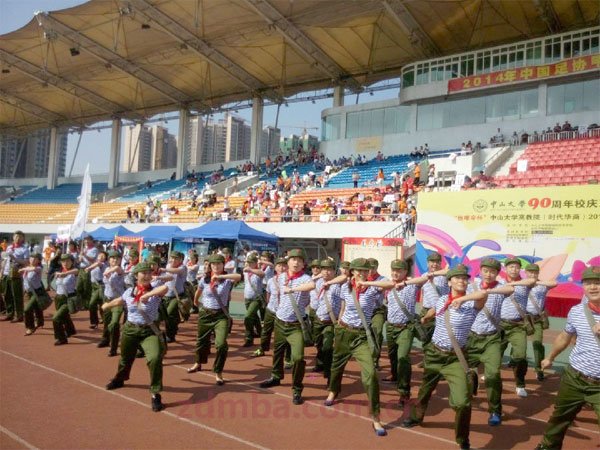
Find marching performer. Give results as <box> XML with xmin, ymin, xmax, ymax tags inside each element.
<box><xmin>98</xmin><ymin>251</ymin><xmax>125</xmax><ymax>356</ymax></box>
<box><xmin>52</xmin><ymin>254</ymin><xmax>79</xmax><ymax>345</ymax></box>
<box><xmin>1</xmin><ymin>230</ymin><xmax>29</xmax><ymax>322</ymax></box>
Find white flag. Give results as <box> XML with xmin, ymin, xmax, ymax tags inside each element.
<box><xmin>70</xmin><ymin>164</ymin><xmax>92</xmax><ymax>240</ymax></box>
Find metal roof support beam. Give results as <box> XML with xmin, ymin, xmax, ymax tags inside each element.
<box><xmin>383</xmin><ymin>0</ymin><xmax>440</xmax><ymax>57</ymax></box>
<box><xmin>35</xmin><ymin>12</ymin><xmax>190</xmax><ymax>106</ymax></box>
<box><xmin>47</xmin><ymin>126</ymin><xmax>59</xmax><ymax>190</ymax></box>
<box><xmin>243</xmin><ymin>0</ymin><xmax>363</xmax><ymax>93</ymax></box>
<box><xmin>250</xmin><ymin>96</ymin><xmax>263</xmax><ymax>167</ymax></box>
<box><xmin>108</xmin><ymin>118</ymin><xmax>122</xmax><ymax>189</ymax></box>
<box><xmin>0</xmin><ymin>49</ymin><xmax>139</xmax><ymax>119</ymax></box>
<box><xmin>125</xmin><ymin>0</ymin><xmax>282</xmax><ymax>103</ymax></box>
<box><xmin>0</xmin><ymin>90</ymin><xmax>63</xmax><ymax>124</ymax></box>
<box><xmin>533</xmin><ymin>0</ymin><xmax>562</xmax><ymax>33</ymax></box>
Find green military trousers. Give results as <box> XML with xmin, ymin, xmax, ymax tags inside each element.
<box><xmin>409</xmin><ymin>343</ymin><xmax>473</xmax><ymax>448</ymax></box>
<box><xmin>328</xmin><ymin>324</ymin><xmax>380</xmax><ymax>417</ymax></box>
<box><xmin>101</xmin><ymin>304</ymin><xmax>123</xmax><ymax>354</ymax></box>
<box><xmin>3</xmin><ymin>276</ymin><xmax>24</xmax><ymax>320</ymax></box>
<box><xmin>539</xmin><ymin>365</ymin><xmax>600</xmax><ymax>449</ymax></box>
<box><xmin>500</xmin><ymin>320</ymin><xmax>528</xmax><ymax>388</ymax></box>
<box><xmin>530</xmin><ymin>317</ymin><xmax>545</xmax><ymax>373</ymax></box>
<box><xmin>52</xmin><ymin>294</ymin><xmax>77</xmax><ymax>341</ymax></box>
<box><xmin>370</xmin><ymin>305</ymin><xmax>387</xmax><ymax>366</ymax></box>
<box><xmin>386</xmin><ymin>323</ymin><xmax>415</xmax><ymax>396</ymax></box>
<box><xmin>194</xmin><ymin>308</ymin><xmax>229</xmax><ymax>373</ymax></box>
<box><xmin>313</xmin><ymin>317</ymin><xmax>335</xmax><ymax>378</ymax></box>
<box><xmin>24</xmin><ymin>288</ymin><xmax>47</xmax><ymax>330</ymax></box>
<box><xmin>113</xmin><ymin>322</ymin><xmax>164</xmax><ymax>394</ymax></box>
<box><xmin>271</xmin><ymin>318</ymin><xmax>306</xmax><ymax>396</ymax></box>
<box><xmin>466</xmin><ymin>331</ymin><xmax>503</xmax><ymax>414</ymax></box>
<box><xmin>244</xmin><ymin>295</ymin><xmax>263</xmax><ymax>344</ymax></box>
<box><xmin>88</xmin><ymin>282</ymin><xmax>104</xmax><ymax>326</ymax></box>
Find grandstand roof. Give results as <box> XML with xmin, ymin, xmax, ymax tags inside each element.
<box><xmin>1</xmin><ymin>0</ymin><xmax>598</xmax><ymax>135</ymax></box>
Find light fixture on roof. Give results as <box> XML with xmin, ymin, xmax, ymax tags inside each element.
<box><xmin>141</xmin><ymin>23</ymin><xmax>151</xmax><ymax>30</ymax></box>
<box><xmin>69</xmin><ymin>47</ymin><xmax>80</xmax><ymax>57</ymax></box>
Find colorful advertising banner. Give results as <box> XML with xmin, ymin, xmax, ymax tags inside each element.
<box><xmin>415</xmin><ymin>185</ymin><xmax>600</xmax><ymax>316</ymax></box>
<box><xmin>448</xmin><ymin>54</ymin><xmax>600</xmax><ymax>93</ymax></box>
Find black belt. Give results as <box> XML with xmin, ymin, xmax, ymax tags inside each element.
<box><xmin>201</xmin><ymin>307</ymin><xmax>221</xmax><ymax>315</ymax></box>
<box><xmin>571</xmin><ymin>366</ymin><xmax>600</xmax><ymax>384</ymax></box>
<box><xmin>93</xmin><ymin>281</ymin><xmax>104</xmax><ymax>286</ymax></box>
<box><xmin>432</xmin><ymin>343</ymin><xmax>463</xmax><ymax>354</ymax></box>
<box><xmin>276</xmin><ymin>317</ymin><xmax>300</xmax><ymax>325</ymax></box>
<box><xmin>470</xmin><ymin>330</ymin><xmax>498</xmax><ymax>337</ymax></box>
<box><xmin>501</xmin><ymin>318</ymin><xmax>523</xmax><ymax>324</ymax></box>
<box><xmin>389</xmin><ymin>322</ymin><xmax>408</xmax><ymax>329</ymax></box>
<box><xmin>126</xmin><ymin>322</ymin><xmax>152</xmax><ymax>329</ymax></box>
<box><xmin>316</xmin><ymin>318</ymin><xmax>333</xmax><ymax>325</ymax></box>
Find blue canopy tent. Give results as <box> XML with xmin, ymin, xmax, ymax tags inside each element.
<box><xmin>137</xmin><ymin>225</ymin><xmax>182</xmax><ymax>243</ymax></box>
<box><xmin>89</xmin><ymin>226</ymin><xmax>133</xmax><ymax>241</ymax></box>
<box><xmin>172</xmin><ymin>221</ymin><xmax>278</xmax><ymax>244</ymax></box>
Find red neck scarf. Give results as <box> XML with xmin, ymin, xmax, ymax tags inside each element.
<box><xmin>261</xmin><ymin>264</ymin><xmax>268</xmax><ymax>271</ymax></box>
<box><xmin>437</xmin><ymin>290</ymin><xmax>464</xmax><ymax>316</ymax></box>
<box><xmin>351</xmin><ymin>278</ymin><xmax>367</xmax><ymax>295</ymax></box>
<box><xmin>507</xmin><ymin>275</ymin><xmax>521</xmax><ymax>282</ymax></box>
<box><xmin>134</xmin><ymin>284</ymin><xmax>149</xmax><ymax>303</ymax></box>
<box><xmin>286</xmin><ymin>271</ymin><xmax>304</xmax><ymax>286</ymax></box>
<box><xmin>61</xmin><ymin>267</ymin><xmax>69</xmax><ymax>273</ymax></box>
<box><xmin>588</xmin><ymin>302</ymin><xmax>600</xmax><ymax>314</ymax></box>
<box><xmin>210</xmin><ymin>271</ymin><xmax>225</xmax><ymax>290</ymax></box>
<box><xmin>481</xmin><ymin>280</ymin><xmax>498</xmax><ymax>290</ymax></box>
<box><xmin>367</xmin><ymin>272</ymin><xmax>379</xmax><ymax>282</ymax></box>
<box><xmin>12</xmin><ymin>242</ymin><xmax>22</xmax><ymax>248</ymax></box>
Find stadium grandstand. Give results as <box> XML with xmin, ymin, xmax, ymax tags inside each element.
<box><xmin>1</xmin><ymin>1</ymin><xmax>599</xmax><ymax>449</ymax></box>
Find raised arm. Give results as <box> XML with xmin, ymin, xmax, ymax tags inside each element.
<box><xmin>541</xmin><ymin>331</ymin><xmax>573</xmax><ymax>370</ymax></box>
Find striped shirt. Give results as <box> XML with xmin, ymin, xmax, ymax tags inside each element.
<box><xmin>315</xmin><ymin>283</ymin><xmax>342</xmax><ymax>322</ymax></box>
<box><xmin>422</xmin><ymin>276</ymin><xmax>449</xmax><ymax>309</ymax></box>
<box><xmin>199</xmin><ymin>278</ymin><xmax>234</xmax><ymax>310</ymax></box>
<box><xmin>263</xmin><ymin>265</ymin><xmax>275</xmax><ymax>284</ymax></box>
<box><xmin>90</xmin><ymin>262</ymin><xmax>107</xmax><ymax>283</ymax></box>
<box><xmin>526</xmin><ymin>284</ymin><xmax>549</xmax><ymax>315</ymax></box>
<box><xmin>565</xmin><ymin>302</ymin><xmax>600</xmax><ymax>378</ymax></box>
<box><xmin>386</xmin><ymin>284</ymin><xmax>420</xmax><ymax>325</ymax></box>
<box><xmin>103</xmin><ymin>271</ymin><xmax>125</xmax><ymax>299</ymax></box>
<box><xmin>56</xmin><ymin>273</ymin><xmax>77</xmax><ymax>296</ymax></box>
<box><xmin>309</xmin><ymin>280</ymin><xmax>320</xmax><ymax>310</ymax></box>
<box><xmin>431</xmin><ymin>294</ymin><xmax>478</xmax><ymax>351</ymax></box>
<box><xmin>266</xmin><ymin>277</ymin><xmax>280</xmax><ymax>313</ymax></box>
<box><xmin>244</xmin><ymin>271</ymin><xmax>263</xmax><ymax>299</ymax></box>
<box><xmin>79</xmin><ymin>247</ymin><xmax>98</xmax><ymax>269</ymax></box>
<box><xmin>2</xmin><ymin>244</ymin><xmax>30</xmax><ymax>276</ymax></box>
<box><xmin>23</xmin><ymin>267</ymin><xmax>43</xmax><ymax>291</ymax></box>
<box><xmin>275</xmin><ymin>272</ymin><xmax>312</xmax><ymax>322</ymax></box>
<box><xmin>500</xmin><ymin>284</ymin><xmax>531</xmax><ymax>320</ymax></box>
<box><xmin>165</xmin><ymin>264</ymin><xmax>187</xmax><ymax>296</ymax></box>
<box><xmin>339</xmin><ymin>283</ymin><xmax>379</xmax><ymax>328</ymax></box>
<box><xmin>186</xmin><ymin>264</ymin><xmax>199</xmax><ymax>283</ymax></box>
<box><xmin>123</xmin><ymin>287</ymin><xmax>162</xmax><ymax>325</ymax></box>
<box><xmin>469</xmin><ymin>278</ymin><xmax>506</xmax><ymax>335</ymax></box>
<box><xmin>370</xmin><ymin>274</ymin><xmax>386</xmax><ymax>307</ymax></box>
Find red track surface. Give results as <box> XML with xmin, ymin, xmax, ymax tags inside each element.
<box><xmin>1</xmin><ymin>303</ymin><xmax>598</xmax><ymax>450</ymax></box>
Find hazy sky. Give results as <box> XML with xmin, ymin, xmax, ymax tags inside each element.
<box><xmin>1</xmin><ymin>0</ymin><xmax>397</xmax><ymax>175</ymax></box>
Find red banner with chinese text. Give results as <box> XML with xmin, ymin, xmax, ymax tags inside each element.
<box><xmin>448</xmin><ymin>54</ymin><xmax>600</xmax><ymax>93</ymax></box>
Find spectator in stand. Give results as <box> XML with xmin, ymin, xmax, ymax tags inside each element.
<box><xmin>376</xmin><ymin>151</ymin><xmax>384</xmax><ymax>161</ymax></box>
<box><xmin>302</xmin><ymin>202</ymin><xmax>312</xmax><ymax>222</ymax></box>
<box><xmin>372</xmin><ymin>189</ymin><xmax>383</xmax><ymax>216</ymax></box>
<box><xmin>352</xmin><ymin>170</ymin><xmax>360</xmax><ymax>189</ymax></box>
<box><xmin>410</xmin><ymin>146</ymin><xmax>419</xmax><ymax>157</ymax></box>
<box><xmin>461</xmin><ymin>143</ymin><xmax>467</xmax><ymax>155</ymax></box>
<box><xmin>553</xmin><ymin>123</ymin><xmax>562</xmax><ymax>133</ymax></box>
<box><xmin>424</xmin><ymin>144</ymin><xmax>430</xmax><ymax>156</ymax></box>
<box><xmin>126</xmin><ymin>207</ymin><xmax>132</xmax><ymax>222</ymax></box>
<box><xmin>562</xmin><ymin>120</ymin><xmax>572</xmax><ymax>132</ymax></box>
<box><xmin>376</xmin><ymin>168</ymin><xmax>385</xmax><ymax>185</ymax></box>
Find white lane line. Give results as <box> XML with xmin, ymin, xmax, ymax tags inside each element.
<box><xmin>0</xmin><ymin>425</ymin><xmax>39</xmax><ymax>450</ymax></box>
<box><xmin>172</xmin><ymin>364</ymin><xmax>457</xmax><ymax>446</ymax></box>
<box><xmin>0</xmin><ymin>350</ymin><xmax>270</xmax><ymax>450</ymax></box>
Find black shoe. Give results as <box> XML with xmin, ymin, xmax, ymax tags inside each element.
<box><xmin>11</xmin><ymin>317</ymin><xmax>24</xmax><ymax>323</ymax></box>
<box><xmin>536</xmin><ymin>371</ymin><xmax>545</xmax><ymax>381</ymax></box>
<box><xmin>401</xmin><ymin>418</ymin><xmax>421</xmax><ymax>428</ymax></box>
<box><xmin>152</xmin><ymin>394</ymin><xmax>165</xmax><ymax>412</ymax></box>
<box><xmin>54</xmin><ymin>339</ymin><xmax>68</xmax><ymax>346</ymax></box>
<box><xmin>66</xmin><ymin>330</ymin><xmax>76</xmax><ymax>337</ymax></box>
<box><xmin>97</xmin><ymin>340</ymin><xmax>109</xmax><ymax>348</ymax></box>
<box><xmin>459</xmin><ymin>441</ymin><xmax>470</xmax><ymax>450</ymax></box>
<box><xmin>242</xmin><ymin>341</ymin><xmax>254</xmax><ymax>347</ymax></box>
<box><xmin>108</xmin><ymin>350</ymin><xmax>117</xmax><ymax>357</ymax></box>
<box><xmin>259</xmin><ymin>377</ymin><xmax>281</xmax><ymax>388</ymax></box>
<box><xmin>399</xmin><ymin>395</ymin><xmax>410</xmax><ymax>410</ymax></box>
<box><xmin>292</xmin><ymin>394</ymin><xmax>304</xmax><ymax>405</ymax></box>
<box><xmin>166</xmin><ymin>336</ymin><xmax>175</xmax><ymax>343</ymax></box>
<box><xmin>89</xmin><ymin>324</ymin><xmax>98</xmax><ymax>329</ymax></box>
<box><xmin>106</xmin><ymin>379</ymin><xmax>124</xmax><ymax>390</ymax></box>
<box><xmin>312</xmin><ymin>366</ymin><xmax>324</xmax><ymax>373</ymax></box>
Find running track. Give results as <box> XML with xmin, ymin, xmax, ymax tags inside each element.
<box><xmin>1</xmin><ymin>298</ymin><xmax>598</xmax><ymax>449</ymax></box>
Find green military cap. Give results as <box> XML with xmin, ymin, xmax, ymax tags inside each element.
<box><xmin>320</xmin><ymin>259</ymin><xmax>336</xmax><ymax>269</ymax></box>
<box><xmin>207</xmin><ymin>254</ymin><xmax>225</xmax><ymax>264</ymax></box>
<box><xmin>341</xmin><ymin>261</ymin><xmax>350</xmax><ymax>269</ymax></box>
<box><xmin>261</xmin><ymin>251</ymin><xmax>271</xmax><ymax>258</ymax></box>
<box><xmin>480</xmin><ymin>258</ymin><xmax>501</xmax><ymax>271</ymax></box>
<box><xmin>581</xmin><ymin>266</ymin><xmax>600</xmax><ymax>281</ymax></box>
<box><xmin>525</xmin><ymin>263</ymin><xmax>540</xmax><ymax>272</ymax></box>
<box><xmin>149</xmin><ymin>255</ymin><xmax>162</xmax><ymax>265</ymax></box>
<box><xmin>60</xmin><ymin>254</ymin><xmax>74</xmax><ymax>261</ymax></box>
<box><xmin>367</xmin><ymin>258</ymin><xmax>379</xmax><ymax>269</ymax></box>
<box><xmin>170</xmin><ymin>251</ymin><xmax>184</xmax><ymax>259</ymax></box>
<box><xmin>350</xmin><ymin>258</ymin><xmax>370</xmax><ymax>271</ymax></box>
<box><xmin>504</xmin><ymin>257</ymin><xmax>521</xmax><ymax>267</ymax></box>
<box><xmin>107</xmin><ymin>250</ymin><xmax>121</xmax><ymax>258</ymax></box>
<box><xmin>390</xmin><ymin>259</ymin><xmax>408</xmax><ymax>270</ymax></box>
<box><xmin>287</xmin><ymin>248</ymin><xmax>307</xmax><ymax>261</ymax></box>
<box><xmin>30</xmin><ymin>253</ymin><xmax>42</xmax><ymax>260</ymax></box>
<box><xmin>129</xmin><ymin>249</ymin><xmax>139</xmax><ymax>258</ymax></box>
<box><xmin>275</xmin><ymin>257</ymin><xmax>288</xmax><ymax>265</ymax></box>
<box><xmin>427</xmin><ymin>252</ymin><xmax>442</xmax><ymax>262</ymax></box>
<box><xmin>222</xmin><ymin>248</ymin><xmax>232</xmax><ymax>254</ymax></box>
<box><xmin>246</xmin><ymin>254</ymin><xmax>259</xmax><ymax>263</ymax></box>
<box><xmin>446</xmin><ymin>264</ymin><xmax>470</xmax><ymax>280</ymax></box>
<box><xmin>310</xmin><ymin>259</ymin><xmax>321</xmax><ymax>268</ymax></box>
<box><xmin>133</xmin><ymin>262</ymin><xmax>152</xmax><ymax>274</ymax></box>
